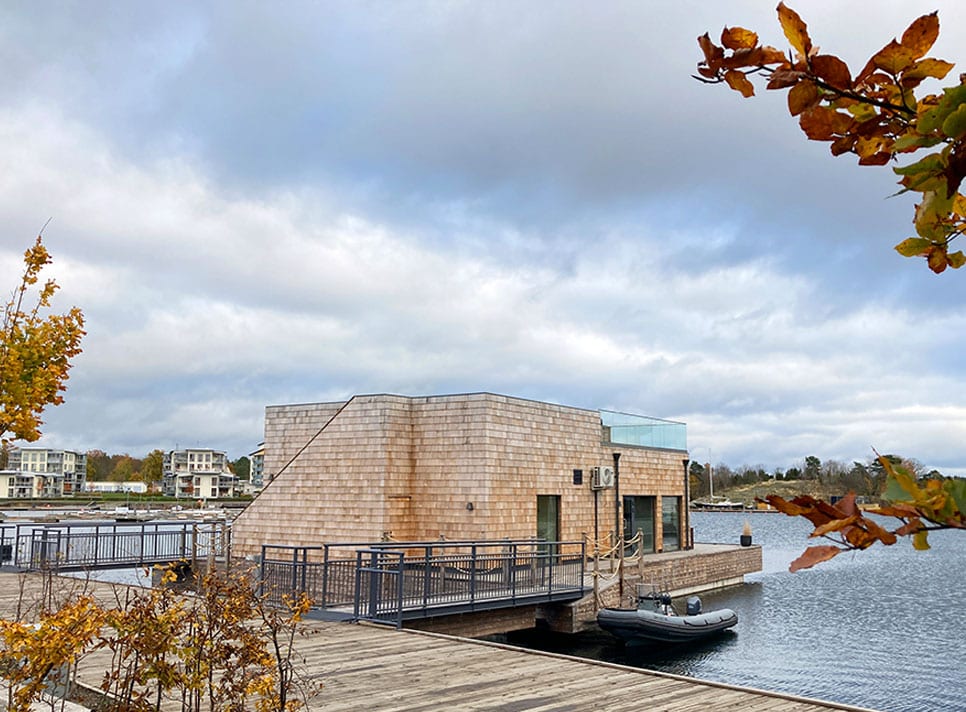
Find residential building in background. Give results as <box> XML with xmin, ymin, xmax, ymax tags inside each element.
<box><xmin>249</xmin><ymin>443</ymin><xmax>265</xmax><ymax>488</ymax></box>
<box><xmin>0</xmin><ymin>470</ymin><xmax>38</xmax><ymax>499</ymax></box>
<box><xmin>5</xmin><ymin>447</ymin><xmax>88</xmax><ymax>497</ymax></box>
<box><xmin>162</xmin><ymin>448</ymin><xmax>238</xmax><ymax>499</ymax></box>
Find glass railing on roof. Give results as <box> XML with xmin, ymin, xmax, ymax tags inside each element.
<box><xmin>600</xmin><ymin>409</ymin><xmax>687</xmax><ymax>450</ymax></box>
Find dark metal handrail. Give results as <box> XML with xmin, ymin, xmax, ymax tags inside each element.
<box><xmin>259</xmin><ymin>539</ymin><xmax>588</xmax><ymax>625</ymax></box>
<box><xmin>0</xmin><ymin>521</ymin><xmax>228</xmax><ymax>571</ymax></box>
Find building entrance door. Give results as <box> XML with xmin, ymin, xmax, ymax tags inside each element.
<box><xmin>623</xmin><ymin>495</ymin><xmax>655</xmax><ymax>554</ymax></box>
<box><xmin>536</xmin><ymin>495</ymin><xmax>560</xmax><ymax>556</ymax></box>
<box><xmin>662</xmin><ymin>496</ymin><xmax>681</xmax><ymax>551</ymax></box>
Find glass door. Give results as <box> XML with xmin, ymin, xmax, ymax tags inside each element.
<box><xmin>662</xmin><ymin>496</ymin><xmax>681</xmax><ymax>551</ymax></box>
<box><xmin>623</xmin><ymin>495</ymin><xmax>655</xmax><ymax>554</ymax></box>
<box><xmin>536</xmin><ymin>495</ymin><xmax>560</xmax><ymax>556</ymax></box>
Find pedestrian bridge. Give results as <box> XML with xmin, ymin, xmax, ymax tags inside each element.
<box><xmin>258</xmin><ymin>539</ymin><xmax>589</xmax><ymax>627</ymax></box>
<box><xmin>0</xmin><ymin>520</ymin><xmax>228</xmax><ymax>572</ymax></box>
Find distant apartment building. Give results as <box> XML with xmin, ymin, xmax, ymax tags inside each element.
<box><xmin>5</xmin><ymin>447</ymin><xmax>88</xmax><ymax>498</ymax></box>
<box><xmin>162</xmin><ymin>448</ymin><xmax>238</xmax><ymax>499</ymax></box>
<box><xmin>249</xmin><ymin>443</ymin><xmax>265</xmax><ymax>488</ymax></box>
<box><xmin>0</xmin><ymin>470</ymin><xmax>39</xmax><ymax>499</ymax></box>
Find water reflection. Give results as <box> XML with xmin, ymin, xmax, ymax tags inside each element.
<box><xmin>506</xmin><ymin>512</ymin><xmax>966</xmax><ymax>712</ymax></box>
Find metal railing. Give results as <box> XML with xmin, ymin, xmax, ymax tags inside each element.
<box><xmin>260</xmin><ymin>539</ymin><xmax>588</xmax><ymax>626</ymax></box>
<box><xmin>0</xmin><ymin>521</ymin><xmax>229</xmax><ymax>571</ymax></box>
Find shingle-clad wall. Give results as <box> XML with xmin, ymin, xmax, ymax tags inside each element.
<box><xmin>406</xmin><ymin>394</ymin><xmax>493</xmax><ymax>541</ymax></box>
<box><xmin>231</xmin><ymin>393</ymin><xmax>688</xmax><ymax>558</ymax></box>
<box><xmin>261</xmin><ymin>401</ymin><xmax>347</xmax><ymax>480</ymax></box>
<box><xmin>233</xmin><ymin>397</ymin><xmax>393</xmax><ymax>556</ymax></box>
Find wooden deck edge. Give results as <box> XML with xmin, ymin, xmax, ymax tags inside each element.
<box><xmin>360</xmin><ymin>621</ymin><xmax>882</xmax><ymax>712</ymax></box>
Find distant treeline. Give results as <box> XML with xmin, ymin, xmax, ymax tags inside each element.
<box><xmin>689</xmin><ymin>453</ymin><xmax>943</xmax><ymax>499</ymax></box>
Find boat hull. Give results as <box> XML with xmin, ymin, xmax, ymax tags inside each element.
<box><xmin>597</xmin><ymin>606</ymin><xmax>738</xmax><ymax>644</ymax></box>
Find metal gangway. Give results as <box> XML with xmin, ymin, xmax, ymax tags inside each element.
<box><xmin>0</xmin><ymin>520</ymin><xmax>230</xmax><ymax>572</ymax></box>
<box><xmin>259</xmin><ymin>539</ymin><xmax>588</xmax><ymax>627</ymax></box>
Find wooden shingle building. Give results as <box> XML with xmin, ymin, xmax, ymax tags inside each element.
<box><xmin>232</xmin><ymin>393</ymin><xmax>691</xmax><ymax>558</ymax></box>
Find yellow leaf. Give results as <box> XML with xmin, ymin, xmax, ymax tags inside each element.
<box><xmin>777</xmin><ymin>3</ymin><xmax>811</xmax><ymax>58</ymax></box>
<box><xmin>947</xmin><ymin>250</ymin><xmax>966</xmax><ymax>268</ymax></box>
<box><xmin>912</xmin><ymin>530</ymin><xmax>931</xmax><ymax>550</ymax></box>
<box><xmin>904</xmin><ymin>58</ymin><xmax>955</xmax><ymax>83</ymax></box>
<box><xmin>895</xmin><ymin>237</ymin><xmax>932</xmax><ymax>257</ymax></box>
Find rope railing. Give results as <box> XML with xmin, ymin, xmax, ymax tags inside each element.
<box><xmin>586</xmin><ymin>530</ymin><xmax>660</xmax><ymax>610</ymax></box>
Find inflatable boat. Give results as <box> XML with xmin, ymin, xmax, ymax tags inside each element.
<box><xmin>597</xmin><ymin>591</ymin><xmax>737</xmax><ymax>644</ymax></box>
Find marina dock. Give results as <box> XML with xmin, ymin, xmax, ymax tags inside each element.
<box><xmin>0</xmin><ymin>572</ymin><xmax>878</xmax><ymax>712</ymax></box>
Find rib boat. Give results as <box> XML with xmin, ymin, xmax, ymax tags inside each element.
<box><xmin>597</xmin><ymin>588</ymin><xmax>738</xmax><ymax>644</ymax></box>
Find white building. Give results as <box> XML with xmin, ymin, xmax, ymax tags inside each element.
<box><xmin>0</xmin><ymin>470</ymin><xmax>39</xmax><ymax>499</ymax></box>
<box><xmin>86</xmin><ymin>481</ymin><xmax>148</xmax><ymax>494</ymax></box>
<box><xmin>6</xmin><ymin>447</ymin><xmax>87</xmax><ymax>497</ymax></box>
<box><xmin>162</xmin><ymin>448</ymin><xmax>238</xmax><ymax>499</ymax></box>
<box><xmin>249</xmin><ymin>443</ymin><xmax>265</xmax><ymax>488</ymax></box>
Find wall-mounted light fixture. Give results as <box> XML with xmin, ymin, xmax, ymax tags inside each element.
<box><xmin>465</xmin><ymin>502</ymin><xmax>475</xmax><ymax>511</ymax></box>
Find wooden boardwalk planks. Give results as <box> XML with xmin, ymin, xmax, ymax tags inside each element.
<box><xmin>0</xmin><ymin>573</ymin><xmax>878</xmax><ymax>712</ymax></box>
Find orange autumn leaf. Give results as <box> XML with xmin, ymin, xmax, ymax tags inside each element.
<box><xmin>788</xmin><ymin>80</ymin><xmax>820</xmax><ymax>116</ymax></box>
<box><xmin>811</xmin><ymin>54</ymin><xmax>852</xmax><ymax>91</ymax></box>
<box><xmin>725</xmin><ymin>69</ymin><xmax>756</xmax><ymax>97</ymax></box>
<box><xmin>696</xmin><ymin>5</ymin><xmax>966</xmax><ymax>273</ymax></box>
<box><xmin>789</xmin><ymin>545</ymin><xmax>841</xmax><ymax>572</ymax></box>
<box><xmin>901</xmin><ymin>12</ymin><xmax>940</xmax><ymax>60</ymax></box>
<box><xmin>721</xmin><ymin>26</ymin><xmax>758</xmax><ymax>51</ymax></box>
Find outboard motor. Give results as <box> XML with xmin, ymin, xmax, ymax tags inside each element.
<box><xmin>686</xmin><ymin>596</ymin><xmax>703</xmax><ymax>616</ymax></box>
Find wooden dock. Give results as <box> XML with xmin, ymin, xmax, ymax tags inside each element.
<box><xmin>293</xmin><ymin>621</ymin><xmax>878</xmax><ymax>711</ymax></box>
<box><xmin>0</xmin><ymin>573</ymin><xmax>878</xmax><ymax>712</ymax></box>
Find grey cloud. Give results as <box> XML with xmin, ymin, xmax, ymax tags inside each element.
<box><xmin>5</xmin><ymin>1</ymin><xmax>966</xmax><ymax>475</ymax></box>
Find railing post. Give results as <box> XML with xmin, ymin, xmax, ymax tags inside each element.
<box><xmin>547</xmin><ymin>541</ymin><xmax>555</xmax><ymax>595</ymax></box>
<box><xmin>369</xmin><ymin>551</ymin><xmax>380</xmax><ymax>621</ymax></box>
<box><xmin>138</xmin><ymin>524</ymin><xmax>145</xmax><ymax>566</ymax></box>
<box><xmin>423</xmin><ymin>546</ymin><xmax>432</xmax><ymax>611</ymax></box>
<box><xmin>618</xmin><ymin>531</ymin><xmax>625</xmax><ymax>600</ymax></box>
<box><xmin>300</xmin><ymin>547</ymin><xmax>308</xmax><ymax>595</ymax></box>
<box><xmin>394</xmin><ymin>552</ymin><xmax>404</xmax><ymax>628</ymax></box>
<box><xmin>39</xmin><ymin>528</ymin><xmax>50</xmax><ymax>569</ymax></box>
<box><xmin>470</xmin><ymin>545</ymin><xmax>477</xmax><ymax>606</ymax></box>
<box><xmin>638</xmin><ymin>528</ymin><xmax>645</xmax><ymax>579</ymax></box>
<box><xmin>322</xmin><ymin>544</ymin><xmax>330</xmax><ymax>609</ymax></box>
<box><xmin>290</xmin><ymin>546</ymin><xmax>299</xmax><ymax>600</ymax></box>
<box><xmin>511</xmin><ymin>543</ymin><xmax>518</xmax><ymax>602</ymax></box>
<box><xmin>353</xmin><ymin>550</ymin><xmax>363</xmax><ymax>620</ymax></box>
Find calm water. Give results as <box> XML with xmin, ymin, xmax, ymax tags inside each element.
<box><xmin>507</xmin><ymin>511</ymin><xmax>966</xmax><ymax>712</ymax></box>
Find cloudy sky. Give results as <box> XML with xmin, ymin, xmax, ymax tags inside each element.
<box><xmin>4</xmin><ymin>1</ymin><xmax>966</xmax><ymax>475</ymax></box>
